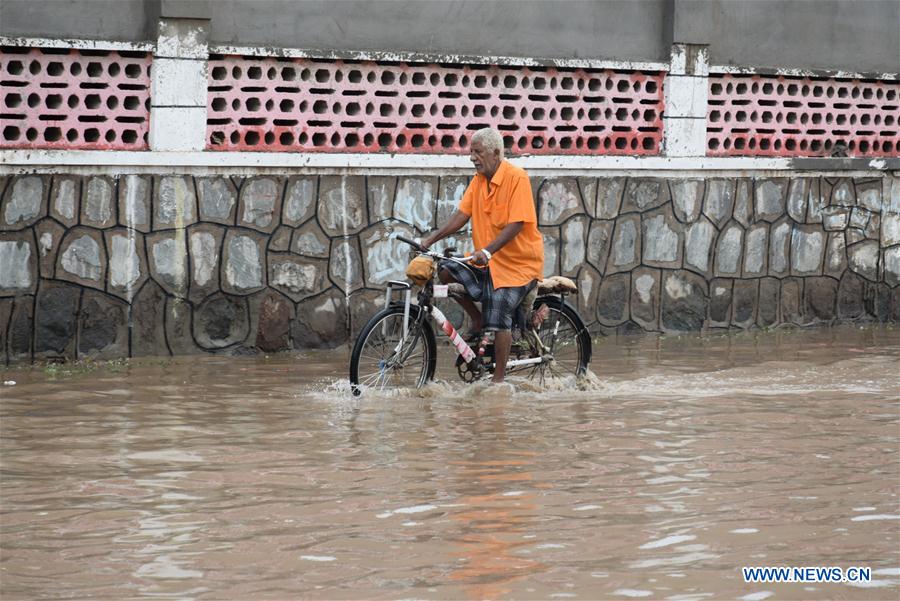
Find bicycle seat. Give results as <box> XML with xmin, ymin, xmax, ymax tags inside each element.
<box><xmin>537</xmin><ymin>276</ymin><xmax>578</xmax><ymax>294</ymax></box>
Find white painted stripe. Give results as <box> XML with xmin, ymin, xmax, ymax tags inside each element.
<box><xmin>1</xmin><ymin>150</ymin><xmax>893</xmax><ymax>177</ymax></box>
<box><xmin>0</xmin><ymin>36</ymin><xmax>154</xmax><ymax>52</ymax></box>
<box><xmin>710</xmin><ymin>64</ymin><xmax>898</xmax><ymax>81</ymax></box>
<box><xmin>209</xmin><ymin>44</ymin><xmax>669</xmax><ymax>72</ymax></box>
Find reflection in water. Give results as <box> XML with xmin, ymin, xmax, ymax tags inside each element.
<box><xmin>446</xmin><ymin>403</ymin><xmax>544</xmax><ymax>599</ymax></box>
<box><xmin>1</xmin><ymin>325</ymin><xmax>899</xmax><ymax>600</ymax></box>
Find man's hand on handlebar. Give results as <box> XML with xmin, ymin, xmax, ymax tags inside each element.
<box><xmin>396</xmin><ymin>235</ymin><xmax>429</xmax><ymax>253</ymax></box>
<box><xmin>471</xmin><ymin>249</ymin><xmax>490</xmax><ymax>267</ymax></box>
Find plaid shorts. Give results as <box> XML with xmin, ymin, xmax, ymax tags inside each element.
<box><xmin>439</xmin><ymin>260</ymin><xmax>535</xmax><ymax>331</ymax></box>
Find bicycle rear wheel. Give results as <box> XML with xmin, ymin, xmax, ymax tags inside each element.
<box><xmin>349</xmin><ymin>305</ymin><xmax>436</xmax><ymax>396</ymax></box>
<box><xmin>529</xmin><ymin>296</ymin><xmax>592</xmax><ymax>379</ymax></box>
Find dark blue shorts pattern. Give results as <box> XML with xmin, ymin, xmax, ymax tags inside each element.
<box><xmin>438</xmin><ymin>259</ymin><xmax>535</xmax><ymax>331</ymax></box>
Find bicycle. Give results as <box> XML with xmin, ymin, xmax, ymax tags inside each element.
<box><xmin>348</xmin><ymin>236</ymin><xmax>592</xmax><ymax>395</ymax></box>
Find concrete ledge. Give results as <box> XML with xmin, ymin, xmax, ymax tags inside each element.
<box><xmin>710</xmin><ymin>64</ymin><xmax>898</xmax><ymax>81</ymax></box>
<box><xmin>0</xmin><ymin>36</ymin><xmax>154</xmax><ymax>52</ymax></box>
<box><xmin>2</xmin><ymin>150</ymin><xmax>897</xmax><ymax>177</ymax></box>
<box><xmin>208</xmin><ymin>44</ymin><xmax>670</xmax><ymax>72</ymax></box>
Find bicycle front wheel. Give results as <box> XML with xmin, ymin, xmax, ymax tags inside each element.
<box><xmin>349</xmin><ymin>305</ymin><xmax>437</xmax><ymax>396</ymax></box>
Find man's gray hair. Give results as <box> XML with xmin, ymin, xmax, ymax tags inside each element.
<box><xmin>471</xmin><ymin>127</ymin><xmax>505</xmax><ymax>157</ymax></box>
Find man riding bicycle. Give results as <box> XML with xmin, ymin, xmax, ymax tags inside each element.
<box><xmin>421</xmin><ymin>127</ymin><xmax>544</xmax><ymax>384</ymax></box>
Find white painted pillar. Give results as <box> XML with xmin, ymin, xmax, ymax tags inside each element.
<box><xmin>149</xmin><ymin>18</ymin><xmax>209</xmax><ymax>151</ymax></box>
<box><xmin>663</xmin><ymin>43</ymin><xmax>709</xmax><ymax>157</ymax></box>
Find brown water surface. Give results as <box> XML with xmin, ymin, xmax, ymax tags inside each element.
<box><xmin>1</xmin><ymin>325</ymin><xmax>899</xmax><ymax>600</ymax></box>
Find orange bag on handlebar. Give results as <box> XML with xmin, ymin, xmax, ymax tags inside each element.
<box><xmin>405</xmin><ymin>255</ymin><xmax>434</xmax><ymax>285</ymax></box>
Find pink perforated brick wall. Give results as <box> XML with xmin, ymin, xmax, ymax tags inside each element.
<box><xmin>207</xmin><ymin>56</ymin><xmax>665</xmax><ymax>154</ymax></box>
<box><xmin>0</xmin><ymin>47</ymin><xmax>151</xmax><ymax>150</ymax></box>
<box><xmin>707</xmin><ymin>74</ymin><xmax>899</xmax><ymax>157</ymax></box>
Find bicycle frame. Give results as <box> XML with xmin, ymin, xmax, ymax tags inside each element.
<box><xmin>382</xmin><ymin>276</ymin><xmax>547</xmax><ymax>374</ymax></box>
<box><xmin>383</xmin><ymin>279</ymin><xmax>475</xmax><ymax>365</ymax></box>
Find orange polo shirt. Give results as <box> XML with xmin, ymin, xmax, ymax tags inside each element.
<box><xmin>458</xmin><ymin>159</ymin><xmax>544</xmax><ymax>289</ymax></box>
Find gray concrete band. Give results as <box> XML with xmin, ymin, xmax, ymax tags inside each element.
<box><xmin>1</xmin><ymin>0</ymin><xmax>897</xmax><ymax>73</ymax></box>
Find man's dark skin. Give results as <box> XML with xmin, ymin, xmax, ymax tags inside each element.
<box><xmin>422</xmin><ymin>139</ymin><xmax>524</xmax><ymax>383</ymax></box>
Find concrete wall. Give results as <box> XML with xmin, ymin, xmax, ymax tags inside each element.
<box><xmin>1</xmin><ymin>170</ymin><xmax>898</xmax><ymax>363</ymax></box>
<box><xmin>674</xmin><ymin>0</ymin><xmax>900</xmax><ymax>74</ymax></box>
<box><xmin>207</xmin><ymin>0</ymin><xmax>669</xmax><ymax>62</ymax></box>
<box><xmin>3</xmin><ymin>0</ymin><xmax>898</xmax><ymax>73</ymax></box>
<box><xmin>0</xmin><ymin>0</ymin><xmax>153</xmax><ymax>42</ymax></box>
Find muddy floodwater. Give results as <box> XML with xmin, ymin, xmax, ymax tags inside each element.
<box><xmin>1</xmin><ymin>325</ymin><xmax>899</xmax><ymax>600</ymax></box>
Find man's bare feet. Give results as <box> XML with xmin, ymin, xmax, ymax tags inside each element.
<box><xmin>529</xmin><ymin>303</ymin><xmax>550</xmax><ymax>329</ymax></box>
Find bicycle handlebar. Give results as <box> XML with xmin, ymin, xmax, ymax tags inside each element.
<box><xmin>396</xmin><ymin>235</ymin><xmax>475</xmax><ymax>264</ymax></box>
<box><xmin>396</xmin><ymin>235</ymin><xmax>428</xmax><ymax>253</ymax></box>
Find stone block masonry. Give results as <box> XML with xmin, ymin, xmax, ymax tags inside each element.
<box><xmin>1</xmin><ymin>172</ymin><xmax>898</xmax><ymax>364</ymax></box>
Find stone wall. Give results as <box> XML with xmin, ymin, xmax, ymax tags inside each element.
<box><xmin>1</xmin><ymin>172</ymin><xmax>898</xmax><ymax>363</ymax></box>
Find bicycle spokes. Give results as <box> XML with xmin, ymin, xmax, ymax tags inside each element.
<box><xmin>353</xmin><ymin>311</ymin><xmax>431</xmax><ymax>392</ymax></box>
